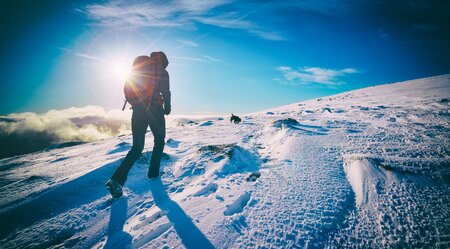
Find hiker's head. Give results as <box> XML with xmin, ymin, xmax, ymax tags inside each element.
<box><xmin>150</xmin><ymin>51</ymin><xmax>168</xmax><ymax>69</ymax></box>
<box><xmin>132</xmin><ymin>55</ymin><xmax>150</xmax><ymax>70</ymax></box>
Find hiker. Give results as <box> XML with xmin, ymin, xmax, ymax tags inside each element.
<box><xmin>106</xmin><ymin>51</ymin><xmax>171</xmax><ymax>198</ymax></box>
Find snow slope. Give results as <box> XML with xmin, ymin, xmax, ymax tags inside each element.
<box><xmin>0</xmin><ymin>75</ymin><xmax>449</xmax><ymax>248</ymax></box>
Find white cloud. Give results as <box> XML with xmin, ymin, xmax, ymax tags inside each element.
<box><xmin>340</xmin><ymin>68</ymin><xmax>358</xmax><ymax>74</ymax></box>
<box><xmin>2</xmin><ymin>105</ymin><xmax>131</xmax><ymax>144</ymax></box>
<box><xmin>83</xmin><ymin>1</ymin><xmax>182</xmax><ymax>29</ymax></box>
<box><xmin>200</xmin><ymin>55</ymin><xmax>221</xmax><ymax>62</ymax></box>
<box><xmin>60</xmin><ymin>48</ymin><xmax>107</xmax><ymax>63</ymax></box>
<box><xmin>173</xmin><ymin>56</ymin><xmax>206</xmax><ymax>62</ymax></box>
<box><xmin>173</xmin><ymin>54</ymin><xmax>225</xmax><ymax>63</ymax></box>
<box><xmin>248</xmin><ymin>29</ymin><xmax>285</xmax><ymax>41</ymax></box>
<box><xmin>0</xmin><ymin>105</ymin><xmax>134</xmax><ymax>158</ymax></box>
<box><xmin>83</xmin><ymin>0</ymin><xmax>228</xmax><ymax>29</ymax></box>
<box><xmin>175</xmin><ymin>0</ymin><xmax>230</xmax><ymax>13</ymax></box>
<box><xmin>276</xmin><ymin>66</ymin><xmax>359</xmax><ymax>86</ymax></box>
<box><xmin>193</xmin><ymin>14</ymin><xmax>254</xmax><ymax>29</ymax></box>
<box><xmin>193</xmin><ymin>13</ymin><xmax>285</xmax><ymax>41</ymax></box>
<box><xmin>0</xmin><ymin>104</ymin><xmax>228</xmax><ymax>158</ymax></box>
<box><xmin>82</xmin><ymin>0</ymin><xmax>284</xmax><ymax>41</ymax></box>
<box><xmin>177</xmin><ymin>39</ymin><xmax>199</xmax><ymax>47</ymax></box>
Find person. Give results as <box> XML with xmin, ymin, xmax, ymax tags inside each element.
<box><xmin>106</xmin><ymin>51</ymin><xmax>171</xmax><ymax>198</ymax></box>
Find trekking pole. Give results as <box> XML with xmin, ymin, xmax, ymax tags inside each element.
<box><xmin>122</xmin><ymin>100</ymin><xmax>127</xmax><ymax>111</ymax></box>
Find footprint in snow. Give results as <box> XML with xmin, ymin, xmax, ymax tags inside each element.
<box><xmin>132</xmin><ymin>210</ymin><xmax>166</xmax><ymax>231</ymax></box>
<box><xmin>224</xmin><ymin>192</ymin><xmax>251</xmax><ymax>216</ymax></box>
<box><xmin>246</xmin><ymin>171</ymin><xmax>261</xmax><ymax>182</ymax></box>
<box><xmin>351</xmin><ymin>105</ymin><xmax>370</xmax><ymax>111</ymax></box>
<box><xmin>107</xmin><ymin>142</ymin><xmax>131</xmax><ymax>154</ymax></box>
<box><xmin>132</xmin><ymin>223</ymin><xmax>172</xmax><ymax>247</ymax></box>
<box><xmin>199</xmin><ymin>120</ymin><xmax>213</xmax><ymax>126</ymax></box>
<box><xmin>242</xmin><ymin>134</ymin><xmax>254</xmax><ymax>143</ymax></box>
<box><xmin>346</xmin><ymin>129</ymin><xmax>362</xmax><ymax>134</ymax></box>
<box><xmin>51</xmin><ymin>156</ymin><xmax>70</xmax><ymax>163</ymax></box>
<box><xmin>193</xmin><ymin>183</ymin><xmax>218</xmax><ymax>197</ymax></box>
<box><xmin>388</xmin><ymin>117</ymin><xmax>397</xmax><ymax>122</ymax></box>
<box><xmin>216</xmin><ymin>195</ymin><xmax>225</xmax><ymax>202</ymax></box>
<box><xmin>166</xmin><ymin>138</ymin><xmax>180</xmax><ymax>148</ymax></box>
<box><xmin>316</xmin><ymin>107</ymin><xmax>333</xmax><ymax>113</ymax></box>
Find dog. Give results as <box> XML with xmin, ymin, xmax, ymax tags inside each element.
<box><xmin>230</xmin><ymin>113</ymin><xmax>241</xmax><ymax>124</ymax></box>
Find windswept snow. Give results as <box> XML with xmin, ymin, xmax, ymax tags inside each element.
<box><xmin>224</xmin><ymin>192</ymin><xmax>251</xmax><ymax>216</ymax></box>
<box><xmin>343</xmin><ymin>157</ymin><xmax>385</xmax><ymax>207</ymax></box>
<box><xmin>0</xmin><ymin>74</ymin><xmax>449</xmax><ymax>248</ymax></box>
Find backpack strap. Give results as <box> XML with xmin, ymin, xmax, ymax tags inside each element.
<box><xmin>145</xmin><ymin>67</ymin><xmax>160</xmax><ymax>112</ymax></box>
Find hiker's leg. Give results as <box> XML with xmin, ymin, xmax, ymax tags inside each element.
<box><xmin>112</xmin><ymin>109</ymin><xmax>148</xmax><ymax>185</ymax></box>
<box><xmin>148</xmin><ymin>106</ymin><xmax>166</xmax><ymax>177</ymax></box>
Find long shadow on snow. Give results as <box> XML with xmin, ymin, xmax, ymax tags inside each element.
<box><xmin>0</xmin><ymin>158</ymin><xmax>123</xmax><ymax>239</ymax></box>
<box><xmin>104</xmin><ymin>197</ymin><xmax>132</xmax><ymax>249</ymax></box>
<box><xmin>150</xmin><ymin>178</ymin><xmax>215</xmax><ymax>249</ymax></box>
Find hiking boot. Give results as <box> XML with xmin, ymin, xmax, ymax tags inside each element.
<box><xmin>105</xmin><ymin>179</ymin><xmax>123</xmax><ymax>198</ymax></box>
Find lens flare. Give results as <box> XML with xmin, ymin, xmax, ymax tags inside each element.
<box><xmin>111</xmin><ymin>61</ymin><xmax>131</xmax><ymax>82</ymax></box>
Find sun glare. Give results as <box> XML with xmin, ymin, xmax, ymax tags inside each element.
<box><xmin>111</xmin><ymin>61</ymin><xmax>131</xmax><ymax>82</ymax></box>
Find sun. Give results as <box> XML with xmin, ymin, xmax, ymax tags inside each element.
<box><xmin>111</xmin><ymin>61</ymin><xmax>131</xmax><ymax>82</ymax></box>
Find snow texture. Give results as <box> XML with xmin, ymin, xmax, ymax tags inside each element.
<box><xmin>0</xmin><ymin>74</ymin><xmax>449</xmax><ymax>248</ymax></box>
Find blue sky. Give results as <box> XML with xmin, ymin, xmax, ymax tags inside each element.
<box><xmin>0</xmin><ymin>0</ymin><xmax>449</xmax><ymax>115</ymax></box>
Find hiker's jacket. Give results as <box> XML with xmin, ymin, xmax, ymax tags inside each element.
<box><xmin>152</xmin><ymin>69</ymin><xmax>171</xmax><ymax>107</ymax></box>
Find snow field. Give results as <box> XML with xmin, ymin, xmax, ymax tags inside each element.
<box><xmin>0</xmin><ymin>74</ymin><xmax>449</xmax><ymax>248</ymax></box>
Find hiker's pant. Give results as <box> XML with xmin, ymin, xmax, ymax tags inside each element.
<box><xmin>112</xmin><ymin>105</ymin><xmax>165</xmax><ymax>186</ymax></box>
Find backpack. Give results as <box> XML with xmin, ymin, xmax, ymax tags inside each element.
<box><xmin>122</xmin><ymin>56</ymin><xmax>158</xmax><ymax>110</ymax></box>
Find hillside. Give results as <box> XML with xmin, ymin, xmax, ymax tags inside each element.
<box><xmin>0</xmin><ymin>75</ymin><xmax>449</xmax><ymax>248</ymax></box>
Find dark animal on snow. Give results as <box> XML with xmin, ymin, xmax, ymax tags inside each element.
<box><xmin>230</xmin><ymin>114</ymin><xmax>241</xmax><ymax>124</ymax></box>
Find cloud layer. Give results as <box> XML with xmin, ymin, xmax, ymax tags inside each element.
<box><xmin>0</xmin><ymin>106</ymin><xmax>130</xmax><ymax>159</ymax></box>
<box><xmin>82</xmin><ymin>0</ymin><xmax>284</xmax><ymax>41</ymax></box>
<box><xmin>276</xmin><ymin>66</ymin><xmax>359</xmax><ymax>86</ymax></box>
<box><xmin>0</xmin><ymin>105</ymin><xmax>226</xmax><ymax>159</ymax></box>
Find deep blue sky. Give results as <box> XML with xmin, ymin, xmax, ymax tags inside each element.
<box><xmin>1</xmin><ymin>0</ymin><xmax>449</xmax><ymax>115</ymax></box>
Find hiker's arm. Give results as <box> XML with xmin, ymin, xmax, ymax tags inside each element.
<box><xmin>161</xmin><ymin>70</ymin><xmax>171</xmax><ymax>114</ymax></box>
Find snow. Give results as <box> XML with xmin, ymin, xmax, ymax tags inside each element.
<box><xmin>223</xmin><ymin>192</ymin><xmax>251</xmax><ymax>216</ymax></box>
<box><xmin>1</xmin><ymin>74</ymin><xmax>450</xmax><ymax>248</ymax></box>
